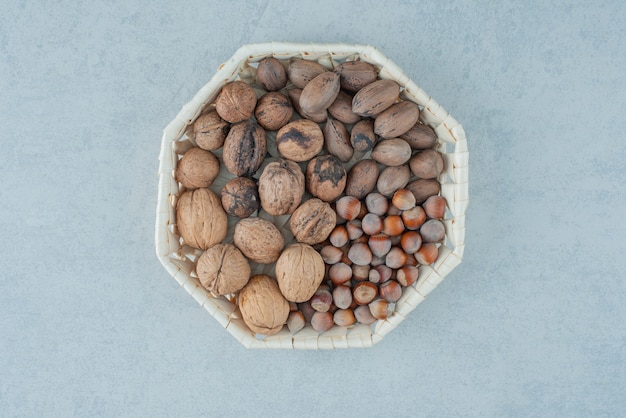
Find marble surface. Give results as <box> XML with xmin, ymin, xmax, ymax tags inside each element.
<box><xmin>1</xmin><ymin>1</ymin><xmax>625</xmax><ymax>416</ymax></box>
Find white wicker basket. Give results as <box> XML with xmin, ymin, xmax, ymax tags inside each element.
<box><xmin>155</xmin><ymin>42</ymin><xmax>468</xmax><ymax>349</ymax></box>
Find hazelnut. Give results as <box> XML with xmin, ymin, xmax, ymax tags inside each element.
<box><xmin>335</xmin><ymin>196</ymin><xmax>361</xmax><ymax>221</ymax></box>
<box><xmin>254</xmin><ymin>92</ymin><xmax>293</xmax><ymax>131</ymax></box>
<box><xmin>289</xmin><ymin>198</ymin><xmax>336</xmax><ymax>245</ymax></box>
<box><xmin>306</xmin><ymin>155</ymin><xmax>347</xmax><ymax>202</ymax></box>
<box><xmin>415</xmin><ymin>243</ymin><xmax>439</xmax><ymax>265</ymax></box>
<box><xmin>311</xmin><ymin>311</ymin><xmax>334</xmax><ymax>332</ymax></box>
<box><xmin>345</xmin><ymin>159</ymin><xmax>379</xmax><ymax>200</ymax></box>
<box><xmin>368</xmin><ymin>299</ymin><xmax>391</xmax><ymax>320</ymax></box>
<box><xmin>396</xmin><ymin>266</ymin><xmax>419</xmax><ymax>287</ymax></box>
<box><xmin>365</xmin><ymin>192</ymin><xmax>389</xmax><ymax>216</ymax></box>
<box><xmin>215</xmin><ymin>80</ymin><xmax>257</xmax><ymax>123</ymax></box>
<box><xmin>385</xmin><ymin>247</ymin><xmax>407</xmax><ymax>269</ymax></box>
<box><xmin>333</xmin><ymin>309</ymin><xmax>356</xmax><ymax>327</ymax></box>
<box><xmin>221</xmin><ymin>177</ymin><xmax>259</xmax><ymax>218</ymax></box>
<box><xmin>423</xmin><ymin>195</ymin><xmax>447</xmax><ymax>219</ymax></box>
<box><xmin>420</xmin><ymin>219</ymin><xmax>446</xmax><ymax>243</ymax></box>
<box><xmin>287</xmin><ymin>310</ymin><xmax>306</xmax><ymax>334</ymax></box>
<box><xmin>233</xmin><ymin>217</ymin><xmax>284</xmax><ymax>264</ymax></box>
<box><xmin>368</xmin><ymin>234</ymin><xmax>392</xmax><ymax>258</ymax></box>
<box><xmin>320</xmin><ymin>245</ymin><xmax>343</xmax><ymax>265</ymax></box>
<box><xmin>401</xmin><ymin>206</ymin><xmax>426</xmax><ymax>230</ymax></box>
<box><xmin>329</xmin><ymin>225</ymin><xmax>349</xmax><ymax>248</ymax></box>
<box><xmin>222</xmin><ymin>120</ymin><xmax>267</xmax><ymax>177</ymax></box>
<box><xmin>276</xmin><ymin>119</ymin><xmax>324</xmax><ymax>162</ymax></box>
<box><xmin>256</xmin><ymin>57</ymin><xmax>287</xmax><ymax>91</ymax></box>
<box><xmin>275</xmin><ymin>243</ymin><xmax>325</xmax><ymax>303</ymax></box>
<box><xmin>383</xmin><ymin>215</ymin><xmax>405</xmax><ymax>236</ymax></box>
<box><xmin>332</xmin><ymin>285</ymin><xmax>353</xmax><ymax>310</ymax></box>
<box><xmin>400</xmin><ymin>231</ymin><xmax>422</xmax><ymax>254</ymax></box>
<box><xmin>346</xmin><ymin>220</ymin><xmax>363</xmax><ymax>241</ymax></box>
<box><xmin>258</xmin><ymin>159</ymin><xmax>305</xmax><ymax>216</ymax></box>
<box><xmin>354</xmin><ymin>305</ymin><xmax>377</xmax><ymax>325</ymax></box>
<box><xmin>196</xmin><ymin>243</ymin><xmax>250</xmax><ymax>295</ymax></box>
<box><xmin>353</xmin><ymin>282</ymin><xmax>378</xmax><ymax>305</ymax></box>
<box><xmin>310</xmin><ymin>286</ymin><xmax>333</xmax><ymax>312</ymax></box>
<box><xmin>176</xmin><ymin>188</ymin><xmax>227</xmax><ymax>250</ymax></box>
<box><xmin>329</xmin><ymin>262</ymin><xmax>352</xmax><ymax>286</ymax></box>
<box><xmin>193</xmin><ymin>111</ymin><xmax>229</xmax><ymax>151</ymax></box>
<box><xmin>238</xmin><ymin>274</ymin><xmax>289</xmax><ymax>336</ymax></box>
<box><xmin>175</xmin><ymin>147</ymin><xmax>220</xmax><ymax>190</ymax></box>
<box><xmin>361</xmin><ymin>213</ymin><xmax>383</xmax><ymax>236</ymax></box>
<box><xmin>391</xmin><ymin>189</ymin><xmax>416</xmax><ymax>211</ymax></box>
<box><xmin>370</xmin><ymin>265</ymin><xmax>392</xmax><ymax>284</ymax></box>
<box><xmin>351</xmin><ymin>264</ymin><xmax>370</xmax><ymax>282</ymax></box>
<box><xmin>379</xmin><ymin>280</ymin><xmax>402</xmax><ymax>303</ymax></box>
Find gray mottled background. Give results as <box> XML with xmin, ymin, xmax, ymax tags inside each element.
<box><xmin>1</xmin><ymin>0</ymin><xmax>625</xmax><ymax>416</ymax></box>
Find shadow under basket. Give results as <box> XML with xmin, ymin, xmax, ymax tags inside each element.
<box><xmin>155</xmin><ymin>42</ymin><xmax>469</xmax><ymax>349</ymax></box>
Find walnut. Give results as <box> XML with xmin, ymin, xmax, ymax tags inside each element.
<box><xmin>193</xmin><ymin>111</ymin><xmax>229</xmax><ymax>150</ymax></box>
<box><xmin>215</xmin><ymin>80</ymin><xmax>257</xmax><ymax>123</ymax></box>
<box><xmin>238</xmin><ymin>274</ymin><xmax>289</xmax><ymax>336</ymax></box>
<box><xmin>289</xmin><ymin>198</ymin><xmax>336</xmax><ymax>245</ymax></box>
<box><xmin>176</xmin><ymin>188</ymin><xmax>227</xmax><ymax>250</ymax></box>
<box><xmin>275</xmin><ymin>243</ymin><xmax>325</xmax><ymax>302</ymax></box>
<box><xmin>196</xmin><ymin>244</ymin><xmax>250</xmax><ymax>295</ymax></box>
<box><xmin>221</xmin><ymin>177</ymin><xmax>259</xmax><ymax>218</ymax></box>
<box><xmin>222</xmin><ymin>120</ymin><xmax>267</xmax><ymax>177</ymax></box>
<box><xmin>233</xmin><ymin>217</ymin><xmax>284</xmax><ymax>264</ymax></box>
<box><xmin>276</xmin><ymin>119</ymin><xmax>324</xmax><ymax>162</ymax></box>
<box><xmin>305</xmin><ymin>155</ymin><xmax>346</xmax><ymax>202</ymax></box>
<box><xmin>174</xmin><ymin>147</ymin><xmax>220</xmax><ymax>189</ymax></box>
<box><xmin>258</xmin><ymin>159</ymin><xmax>305</xmax><ymax>216</ymax></box>
<box><xmin>254</xmin><ymin>92</ymin><xmax>293</xmax><ymax>131</ymax></box>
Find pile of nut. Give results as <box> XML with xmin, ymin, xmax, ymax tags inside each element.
<box><xmin>174</xmin><ymin>56</ymin><xmax>445</xmax><ymax>336</ymax></box>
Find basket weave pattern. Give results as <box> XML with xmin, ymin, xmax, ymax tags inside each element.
<box><xmin>155</xmin><ymin>42</ymin><xmax>468</xmax><ymax>349</ymax></box>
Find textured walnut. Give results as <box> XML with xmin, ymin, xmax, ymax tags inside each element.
<box><xmin>222</xmin><ymin>121</ymin><xmax>267</xmax><ymax>177</ymax></box>
<box><xmin>174</xmin><ymin>147</ymin><xmax>220</xmax><ymax>190</ymax></box>
<box><xmin>193</xmin><ymin>111</ymin><xmax>229</xmax><ymax>150</ymax></box>
<box><xmin>256</xmin><ymin>57</ymin><xmax>288</xmax><ymax>92</ymax></box>
<box><xmin>221</xmin><ymin>177</ymin><xmax>259</xmax><ymax>218</ymax></box>
<box><xmin>197</xmin><ymin>243</ymin><xmax>250</xmax><ymax>296</ymax></box>
<box><xmin>215</xmin><ymin>80</ymin><xmax>258</xmax><ymax>123</ymax></box>
<box><xmin>234</xmin><ymin>217</ymin><xmax>284</xmax><ymax>264</ymax></box>
<box><xmin>275</xmin><ymin>243</ymin><xmax>325</xmax><ymax>302</ymax></box>
<box><xmin>276</xmin><ymin>119</ymin><xmax>324</xmax><ymax>162</ymax></box>
<box><xmin>258</xmin><ymin>159</ymin><xmax>305</xmax><ymax>216</ymax></box>
<box><xmin>238</xmin><ymin>274</ymin><xmax>289</xmax><ymax>336</ymax></box>
<box><xmin>289</xmin><ymin>198</ymin><xmax>336</xmax><ymax>245</ymax></box>
<box><xmin>254</xmin><ymin>92</ymin><xmax>293</xmax><ymax>131</ymax></box>
<box><xmin>305</xmin><ymin>155</ymin><xmax>346</xmax><ymax>202</ymax></box>
<box><xmin>176</xmin><ymin>188</ymin><xmax>227</xmax><ymax>250</ymax></box>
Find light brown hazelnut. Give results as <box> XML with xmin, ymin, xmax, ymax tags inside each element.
<box><xmin>370</xmin><ymin>265</ymin><xmax>392</xmax><ymax>284</ymax></box>
<box><xmin>320</xmin><ymin>245</ymin><xmax>343</xmax><ymax>265</ymax></box>
<box><xmin>383</xmin><ymin>215</ymin><xmax>405</xmax><ymax>236</ymax></box>
<box><xmin>354</xmin><ymin>305</ymin><xmax>377</xmax><ymax>325</ymax></box>
<box><xmin>423</xmin><ymin>195</ymin><xmax>447</xmax><ymax>219</ymax></box>
<box><xmin>332</xmin><ymin>285</ymin><xmax>353</xmax><ymax>310</ymax></box>
<box><xmin>176</xmin><ymin>188</ymin><xmax>227</xmax><ymax>250</ymax></box>
<box><xmin>175</xmin><ymin>147</ymin><xmax>220</xmax><ymax>190</ymax></box>
<box><xmin>400</xmin><ymin>231</ymin><xmax>422</xmax><ymax>254</ymax></box>
<box><xmin>335</xmin><ymin>195</ymin><xmax>361</xmax><ymax>221</ymax></box>
<box><xmin>215</xmin><ymin>80</ymin><xmax>257</xmax><ymax>123</ymax></box>
<box><xmin>256</xmin><ymin>57</ymin><xmax>287</xmax><ymax>92</ymax></box>
<box><xmin>351</xmin><ymin>264</ymin><xmax>370</xmax><ymax>282</ymax></box>
<box><xmin>361</xmin><ymin>213</ymin><xmax>383</xmax><ymax>236</ymax></box>
<box><xmin>329</xmin><ymin>225</ymin><xmax>349</xmax><ymax>248</ymax></box>
<box><xmin>346</xmin><ymin>220</ymin><xmax>363</xmax><ymax>241</ymax></box>
<box><xmin>311</xmin><ymin>311</ymin><xmax>334</xmax><ymax>332</ymax></box>
<box><xmin>287</xmin><ymin>310</ymin><xmax>305</xmax><ymax>334</ymax></box>
<box><xmin>385</xmin><ymin>247</ymin><xmax>407</xmax><ymax>269</ymax></box>
<box><xmin>197</xmin><ymin>243</ymin><xmax>250</xmax><ymax>295</ymax></box>
<box><xmin>401</xmin><ymin>206</ymin><xmax>426</xmax><ymax>230</ymax></box>
<box><xmin>365</xmin><ymin>193</ymin><xmax>389</xmax><ymax>216</ymax></box>
<box><xmin>379</xmin><ymin>280</ymin><xmax>402</xmax><ymax>303</ymax></box>
<box><xmin>258</xmin><ymin>159</ymin><xmax>304</xmax><ymax>216</ymax></box>
<box><xmin>353</xmin><ymin>282</ymin><xmax>378</xmax><ymax>305</ymax></box>
<box><xmin>391</xmin><ymin>189</ymin><xmax>416</xmax><ymax>211</ymax></box>
<box><xmin>254</xmin><ymin>92</ymin><xmax>293</xmax><ymax>131</ymax></box>
<box><xmin>420</xmin><ymin>219</ymin><xmax>446</xmax><ymax>243</ymax></box>
<box><xmin>276</xmin><ymin>119</ymin><xmax>324</xmax><ymax>162</ymax></box>
<box><xmin>238</xmin><ymin>274</ymin><xmax>289</xmax><ymax>336</ymax></box>
<box><xmin>348</xmin><ymin>242</ymin><xmax>373</xmax><ymax>266</ymax></box>
<box><xmin>193</xmin><ymin>111</ymin><xmax>229</xmax><ymax>151</ymax></box>
<box><xmin>289</xmin><ymin>198</ymin><xmax>336</xmax><ymax>245</ymax></box>
<box><xmin>345</xmin><ymin>159</ymin><xmax>380</xmax><ymax>200</ymax></box>
<box><xmin>306</xmin><ymin>155</ymin><xmax>347</xmax><ymax>202</ymax></box>
<box><xmin>275</xmin><ymin>243</ymin><xmax>325</xmax><ymax>303</ymax></box>
<box><xmin>221</xmin><ymin>177</ymin><xmax>259</xmax><ymax>218</ymax></box>
<box><xmin>368</xmin><ymin>234</ymin><xmax>392</xmax><ymax>258</ymax></box>
<box><xmin>368</xmin><ymin>299</ymin><xmax>391</xmax><ymax>320</ymax></box>
<box><xmin>310</xmin><ymin>286</ymin><xmax>333</xmax><ymax>312</ymax></box>
<box><xmin>415</xmin><ymin>243</ymin><xmax>439</xmax><ymax>265</ymax></box>
<box><xmin>396</xmin><ymin>265</ymin><xmax>419</xmax><ymax>287</ymax></box>
<box><xmin>222</xmin><ymin>120</ymin><xmax>267</xmax><ymax>177</ymax></box>
<box><xmin>333</xmin><ymin>309</ymin><xmax>356</xmax><ymax>327</ymax></box>
<box><xmin>329</xmin><ymin>262</ymin><xmax>352</xmax><ymax>286</ymax></box>
<box><xmin>234</xmin><ymin>217</ymin><xmax>284</xmax><ymax>264</ymax></box>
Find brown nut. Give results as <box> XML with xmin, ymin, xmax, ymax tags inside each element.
<box><xmin>383</xmin><ymin>215</ymin><xmax>405</xmax><ymax>237</ymax></box>
<box><xmin>254</xmin><ymin>92</ymin><xmax>293</xmax><ymax>131</ymax></box>
<box><xmin>385</xmin><ymin>247</ymin><xmax>407</xmax><ymax>269</ymax></box>
<box><xmin>222</xmin><ymin>120</ymin><xmax>267</xmax><ymax>177</ymax></box>
<box><xmin>350</xmin><ymin>119</ymin><xmax>377</xmax><ymax>152</ymax></box>
<box><xmin>406</xmin><ymin>179</ymin><xmax>441</xmax><ymax>205</ymax></box>
<box><xmin>334</xmin><ymin>61</ymin><xmax>378</xmax><ymax>93</ymax></box>
<box><xmin>215</xmin><ymin>80</ymin><xmax>257</xmax><ymax>123</ymax></box>
<box><xmin>234</xmin><ymin>217</ymin><xmax>284</xmax><ymax>264</ymax></box>
<box><xmin>221</xmin><ymin>177</ymin><xmax>259</xmax><ymax>218</ymax></box>
<box><xmin>377</xmin><ymin>165</ymin><xmax>411</xmax><ymax>197</ymax></box>
<box><xmin>352</xmin><ymin>79</ymin><xmax>400</xmax><ymax>117</ymax></box>
<box><xmin>289</xmin><ymin>198</ymin><xmax>336</xmax><ymax>245</ymax></box>
<box><xmin>345</xmin><ymin>159</ymin><xmax>379</xmax><ymax>200</ymax></box>
<box><xmin>352</xmin><ymin>264</ymin><xmax>370</xmax><ymax>282</ymax></box>
<box><xmin>175</xmin><ymin>147</ymin><xmax>220</xmax><ymax>189</ymax></box>
<box><xmin>287</xmin><ymin>59</ymin><xmax>327</xmax><ymax>88</ymax></box>
<box><xmin>364</xmin><ymin>192</ymin><xmax>389</xmax><ymax>216</ymax></box>
<box><xmin>327</xmin><ymin>91</ymin><xmax>361</xmax><ymax>124</ymax></box>
<box><xmin>368</xmin><ymin>234</ymin><xmax>392</xmax><ymax>258</ymax></box>
<box><xmin>374</xmin><ymin>101</ymin><xmax>421</xmax><ymax>139</ymax></box>
<box><xmin>258</xmin><ymin>159</ymin><xmax>305</xmax><ymax>216</ymax></box>
<box><xmin>348</xmin><ymin>242</ymin><xmax>373</xmax><ymax>266</ymax></box>
<box><xmin>311</xmin><ymin>311</ymin><xmax>334</xmax><ymax>332</ymax></box>
<box><xmin>396</xmin><ymin>266</ymin><xmax>419</xmax><ymax>287</ymax></box>
<box><xmin>415</xmin><ymin>243</ymin><xmax>439</xmax><ymax>265</ymax></box>
<box><xmin>335</xmin><ymin>196</ymin><xmax>361</xmax><ymax>221</ymax></box>
<box><xmin>401</xmin><ymin>123</ymin><xmax>438</xmax><ymax>150</ymax></box>
<box><xmin>368</xmin><ymin>299</ymin><xmax>391</xmax><ymax>320</ymax></box>
<box><xmin>333</xmin><ymin>309</ymin><xmax>356</xmax><ymax>327</ymax></box>
<box><xmin>402</xmin><ymin>206</ymin><xmax>427</xmax><ymax>230</ymax></box>
<box><xmin>332</xmin><ymin>285</ymin><xmax>353</xmax><ymax>310</ymax></box>
<box><xmin>354</xmin><ymin>305</ymin><xmax>377</xmax><ymax>325</ymax></box>
<box><xmin>423</xmin><ymin>195</ymin><xmax>447</xmax><ymax>219</ymax></box>
<box><xmin>306</xmin><ymin>155</ymin><xmax>347</xmax><ymax>202</ymax></box>
<box><xmin>287</xmin><ymin>310</ymin><xmax>305</xmax><ymax>334</ymax></box>
<box><xmin>238</xmin><ymin>274</ymin><xmax>289</xmax><ymax>336</ymax></box>
<box><xmin>287</xmin><ymin>88</ymin><xmax>327</xmax><ymax>123</ymax></box>
<box><xmin>323</xmin><ymin>117</ymin><xmax>354</xmax><ymax>163</ymax></box>
<box><xmin>276</xmin><ymin>243</ymin><xmax>325</xmax><ymax>303</ymax></box>
<box><xmin>193</xmin><ymin>111</ymin><xmax>229</xmax><ymax>151</ymax></box>
<box><xmin>197</xmin><ymin>243</ymin><xmax>250</xmax><ymax>295</ymax></box>
<box><xmin>361</xmin><ymin>213</ymin><xmax>383</xmax><ymax>236</ymax></box>
<box><xmin>420</xmin><ymin>219</ymin><xmax>446</xmax><ymax>243</ymax></box>
<box><xmin>379</xmin><ymin>280</ymin><xmax>402</xmax><ymax>303</ymax></box>
<box><xmin>256</xmin><ymin>57</ymin><xmax>287</xmax><ymax>92</ymax></box>
<box><xmin>329</xmin><ymin>225</ymin><xmax>349</xmax><ymax>248</ymax></box>
<box><xmin>353</xmin><ymin>282</ymin><xmax>378</xmax><ymax>305</ymax></box>
<box><xmin>300</xmin><ymin>71</ymin><xmax>341</xmax><ymax>115</ymax></box>
<box><xmin>371</xmin><ymin>138</ymin><xmax>412</xmax><ymax>167</ymax></box>
<box><xmin>329</xmin><ymin>262</ymin><xmax>352</xmax><ymax>286</ymax></box>
<box><xmin>400</xmin><ymin>230</ymin><xmax>422</xmax><ymax>254</ymax></box>
<box><xmin>276</xmin><ymin>119</ymin><xmax>324</xmax><ymax>162</ymax></box>
<box><xmin>346</xmin><ymin>219</ymin><xmax>363</xmax><ymax>241</ymax></box>
<box><xmin>410</xmin><ymin>149</ymin><xmax>444</xmax><ymax>179</ymax></box>
<box><xmin>320</xmin><ymin>245</ymin><xmax>344</xmax><ymax>265</ymax></box>
<box><xmin>176</xmin><ymin>188</ymin><xmax>227</xmax><ymax>250</ymax></box>
<box><xmin>391</xmin><ymin>188</ymin><xmax>416</xmax><ymax>211</ymax></box>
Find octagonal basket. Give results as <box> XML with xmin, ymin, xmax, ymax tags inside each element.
<box><xmin>155</xmin><ymin>42</ymin><xmax>468</xmax><ymax>349</ymax></box>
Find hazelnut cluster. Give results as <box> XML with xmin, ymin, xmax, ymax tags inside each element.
<box><xmin>174</xmin><ymin>56</ymin><xmax>446</xmax><ymax>336</ymax></box>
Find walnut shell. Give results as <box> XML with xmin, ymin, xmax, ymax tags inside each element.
<box><xmin>276</xmin><ymin>119</ymin><xmax>324</xmax><ymax>162</ymax></box>
<box><xmin>193</xmin><ymin>111</ymin><xmax>230</xmax><ymax>150</ymax></box>
<box><xmin>254</xmin><ymin>92</ymin><xmax>293</xmax><ymax>131</ymax></box>
<box><xmin>334</xmin><ymin>61</ymin><xmax>378</xmax><ymax>93</ymax></box>
<box><xmin>345</xmin><ymin>159</ymin><xmax>379</xmax><ymax>200</ymax></box>
<box><xmin>258</xmin><ymin>159</ymin><xmax>305</xmax><ymax>216</ymax></box>
<box><xmin>323</xmin><ymin>117</ymin><xmax>353</xmax><ymax>163</ymax></box>
<box><xmin>197</xmin><ymin>243</ymin><xmax>250</xmax><ymax>295</ymax></box>
<box><xmin>215</xmin><ymin>80</ymin><xmax>258</xmax><ymax>123</ymax></box>
<box><xmin>176</xmin><ymin>188</ymin><xmax>227</xmax><ymax>250</ymax></box>
<box><xmin>352</xmin><ymin>79</ymin><xmax>400</xmax><ymax>117</ymax></box>
<box><xmin>175</xmin><ymin>147</ymin><xmax>220</xmax><ymax>189</ymax></box>
<box><xmin>377</xmin><ymin>164</ymin><xmax>411</xmax><ymax>197</ymax></box>
<box><xmin>238</xmin><ymin>274</ymin><xmax>289</xmax><ymax>336</ymax></box>
<box><xmin>221</xmin><ymin>177</ymin><xmax>259</xmax><ymax>218</ymax></box>
<box><xmin>275</xmin><ymin>243</ymin><xmax>325</xmax><ymax>302</ymax></box>
<box><xmin>287</xmin><ymin>59</ymin><xmax>327</xmax><ymax>89</ymax></box>
<box><xmin>234</xmin><ymin>217</ymin><xmax>284</xmax><ymax>264</ymax></box>
<box><xmin>374</xmin><ymin>101</ymin><xmax>421</xmax><ymax>139</ymax></box>
<box><xmin>371</xmin><ymin>138</ymin><xmax>412</xmax><ymax>166</ymax></box>
<box><xmin>306</xmin><ymin>155</ymin><xmax>346</xmax><ymax>202</ymax></box>
<box><xmin>256</xmin><ymin>57</ymin><xmax>287</xmax><ymax>92</ymax></box>
<box><xmin>222</xmin><ymin>121</ymin><xmax>267</xmax><ymax>177</ymax></box>
<box><xmin>401</xmin><ymin>123</ymin><xmax>438</xmax><ymax>149</ymax></box>
<box><xmin>299</xmin><ymin>72</ymin><xmax>341</xmax><ymax>115</ymax></box>
<box><xmin>289</xmin><ymin>198</ymin><xmax>336</xmax><ymax>245</ymax></box>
